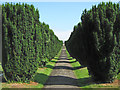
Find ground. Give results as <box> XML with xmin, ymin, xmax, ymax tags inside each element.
<box><xmin>43</xmin><ymin>46</ymin><xmax>79</xmax><ymax>88</ymax></box>
<box><xmin>1</xmin><ymin>45</ymin><xmax>120</xmax><ymax>89</ymax></box>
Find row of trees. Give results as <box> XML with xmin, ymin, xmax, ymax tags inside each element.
<box><xmin>2</xmin><ymin>3</ymin><xmax>63</xmax><ymax>82</ymax></box>
<box><xmin>65</xmin><ymin>2</ymin><xmax>120</xmax><ymax>83</ymax></box>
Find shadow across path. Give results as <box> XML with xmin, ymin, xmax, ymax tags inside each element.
<box><xmin>54</xmin><ymin>65</ymin><xmax>84</xmax><ymax>70</ymax></box>
<box><xmin>43</xmin><ymin>45</ymin><xmax>90</xmax><ymax>88</ymax></box>
<box><xmin>33</xmin><ymin>73</ymin><xmax>92</xmax><ymax>87</ymax></box>
<box><xmin>45</xmin><ymin>65</ymin><xmax>84</xmax><ymax>70</ymax></box>
<box><xmin>51</xmin><ymin>60</ymin><xmax>77</xmax><ymax>64</ymax></box>
<box><xmin>45</xmin><ymin>76</ymin><xmax>78</xmax><ymax>86</ymax></box>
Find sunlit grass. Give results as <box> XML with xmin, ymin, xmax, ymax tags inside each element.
<box><xmin>31</xmin><ymin>57</ymin><xmax>59</xmax><ymax>88</ymax></box>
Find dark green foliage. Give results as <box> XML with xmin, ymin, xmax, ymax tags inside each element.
<box><xmin>37</xmin><ymin>22</ymin><xmax>63</xmax><ymax>66</ymax></box>
<box><xmin>65</xmin><ymin>2</ymin><xmax>120</xmax><ymax>83</ymax></box>
<box><xmin>2</xmin><ymin>3</ymin><xmax>63</xmax><ymax>82</ymax></box>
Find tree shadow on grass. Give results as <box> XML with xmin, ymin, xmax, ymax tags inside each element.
<box><xmin>77</xmin><ymin>77</ymin><xmax>93</xmax><ymax>87</ymax></box>
<box><xmin>45</xmin><ymin>65</ymin><xmax>54</xmax><ymax>69</ymax></box>
<box><xmin>33</xmin><ymin>73</ymin><xmax>48</xmax><ymax>85</ymax></box>
<box><xmin>50</xmin><ymin>60</ymin><xmax>56</xmax><ymax>63</ymax></box>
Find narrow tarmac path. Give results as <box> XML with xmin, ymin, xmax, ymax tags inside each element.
<box><xmin>43</xmin><ymin>45</ymin><xmax>79</xmax><ymax>89</ymax></box>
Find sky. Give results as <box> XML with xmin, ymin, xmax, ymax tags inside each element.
<box><xmin>1</xmin><ymin>0</ymin><xmax>119</xmax><ymax>41</ymax></box>
<box><xmin>31</xmin><ymin>2</ymin><xmax>100</xmax><ymax>41</ymax></box>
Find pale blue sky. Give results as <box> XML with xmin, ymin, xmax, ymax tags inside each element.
<box><xmin>1</xmin><ymin>1</ymin><xmax>119</xmax><ymax>41</ymax></box>
<box><xmin>31</xmin><ymin>2</ymin><xmax>100</xmax><ymax>41</ymax></box>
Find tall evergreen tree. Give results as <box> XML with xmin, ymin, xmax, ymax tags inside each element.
<box><xmin>2</xmin><ymin>3</ymin><xmax>63</xmax><ymax>82</ymax></box>
<box><xmin>65</xmin><ymin>2</ymin><xmax>120</xmax><ymax>83</ymax></box>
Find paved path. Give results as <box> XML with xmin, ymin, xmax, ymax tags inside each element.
<box><xmin>43</xmin><ymin>45</ymin><xmax>79</xmax><ymax>89</ymax></box>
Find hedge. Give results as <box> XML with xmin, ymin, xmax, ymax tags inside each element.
<box><xmin>65</xmin><ymin>2</ymin><xmax>120</xmax><ymax>83</ymax></box>
<box><xmin>2</xmin><ymin>3</ymin><xmax>63</xmax><ymax>82</ymax></box>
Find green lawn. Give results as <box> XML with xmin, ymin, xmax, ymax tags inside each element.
<box><xmin>2</xmin><ymin>48</ymin><xmax>62</xmax><ymax>88</ymax></box>
<box><xmin>66</xmin><ymin>49</ymin><xmax>120</xmax><ymax>88</ymax></box>
<box><xmin>31</xmin><ymin>54</ymin><xmax>61</xmax><ymax>88</ymax></box>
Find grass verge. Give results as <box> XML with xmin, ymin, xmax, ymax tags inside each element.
<box><xmin>66</xmin><ymin>48</ymin><xmax>120</xmax><ymax>88</ymax></box>
<box><xmin>2</xmin><ymin>47</ymin><xmax>62</xmax><ymax>89</ymax></box>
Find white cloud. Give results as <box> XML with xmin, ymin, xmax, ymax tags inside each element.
<box><xmin>54</xmin><ymin>30</ymin><xmax>72</xmax><ymax>42</ymax></box>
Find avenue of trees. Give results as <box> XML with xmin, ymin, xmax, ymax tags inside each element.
<box><xmin>2</xmin><ymin>3</ymin><xmax>63</xmax><ymax>82</ymax></box>
<box><xmin>65</xmin><ymin>2</ymin><xmax>120</xmax><ymax>83</ymax></box>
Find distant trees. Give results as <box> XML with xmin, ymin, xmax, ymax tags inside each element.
<box><xmin>2</xmin><ymin>3</ymin><xmax>63</xmax><ymax>82</ymax></box>
<box><xmin>65</xmin><ymin>2</ymin><xmax>120</xmax><ymax>83</ymax></box>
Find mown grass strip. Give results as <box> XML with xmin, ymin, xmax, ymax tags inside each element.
<box><xmin>31</xmin><ymin>56</ymin><xmax>60</xmax><ymax>88</ymax></box>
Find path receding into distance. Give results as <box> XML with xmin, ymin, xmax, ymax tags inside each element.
<box><xmin>43</xmin><ymin>45</ymin><xmax>79</xmax><ymax>89</ymax></box>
